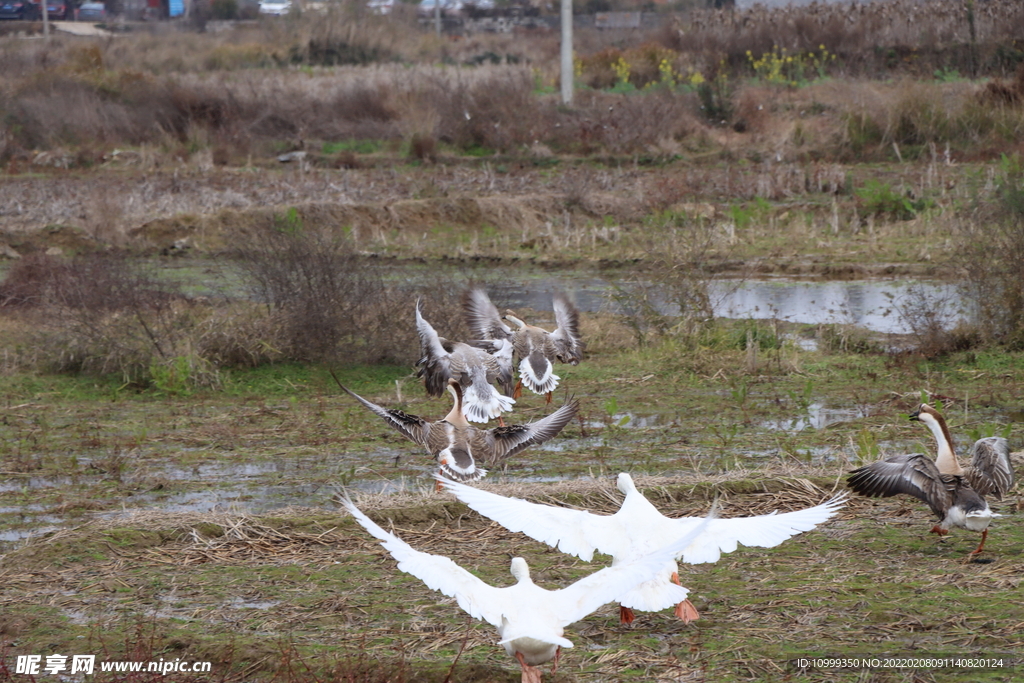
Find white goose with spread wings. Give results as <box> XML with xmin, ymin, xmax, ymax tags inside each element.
<box><xmin>439</xmin><ymin>473</ymin><xmax>846</xmax><ymax>624</ymax></box>
<box><xmin>847</xmin><ymin>402</ymin><xmax>1014</xmax><ymax>555</ymax></box>
<box><xmin>342</xmin><ymin>380</ymin><xmax>579</xmax><ymax>482</ymax></box>
<box><xmin>343</xmin><ymin>497</ymin><xmax>713</xmax><ymax>683</ymax></box>
<box><xmin>462</xmin><ymin>288</ymin><xmax>582</xmax><ymax>402</ymax></box>
<box><xmin>416</xmin><ymin>299</ymin><xmax>514</xmax><ymax>423</ymax></box>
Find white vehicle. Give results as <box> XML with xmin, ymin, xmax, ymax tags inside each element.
<box><xmin>417</xmin><ymin>0</ymin><xmax>462</xmax><ymax>16</ymax></box>
<box><xmin>367</xmin><ymin>0</ymin><xmax>395</xmax><ymax>13</ymax></box>
<box><xmin>258</xmin><ymin>0</ymin><xmax>292</xmax><ymax>15</ymax></box>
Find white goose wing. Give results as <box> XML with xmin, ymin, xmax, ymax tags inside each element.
<box><xmin>549</xmin><ymin>292</ymin><xmax>582</xmax><ymax>365</ymax></box>
<box><xmin>544</xmin><ymin>510</ymin><xmax>714</xmax><ymax>626</ymax></box>
<box><xmin>668</xmin><ymin>494</ymin><xmax>847</xmax><ymax>564</ymax></box>
<box><xmin>966</xmin><ymin>437</ymin><xmax>1014</xmax><ymax>499</ymax></box>
<box><xmin>438</xmin><ymin>476</ymin><xmax>629</xmax><ymax>562</ymax></box>
<box><xmin>344</xmin><ymin>499</ymin><xmax>508</xmax><ymax>627</ymax></box>
<box><xmin>462</xmin><ymin>288</ymin><xmax>513</xmax><ymax>341</ymax></box>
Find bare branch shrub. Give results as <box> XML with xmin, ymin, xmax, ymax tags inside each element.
<box><xmin>9</xmin><ymin>253</ymin><xmax>220</xmax><ymax>388</ymax></box>
<box><xmin>612</xmin><ymin>210</ymin><xmax>729</xmax><ymax>347</ymax></box>
<box><xmin>954</xmin><ymin>156</ymin><xmax>1024</xmax><ymax>347</ymax></box>
<box><xmin>232</xmin><ymin>214</ymin><xmax>470</xmax><ymax>365</ymax></box>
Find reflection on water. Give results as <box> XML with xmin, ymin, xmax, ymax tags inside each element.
<box><xmin>478</xmin><ymin>275</ymin><xmax>963</xmax><ymax>335</ymax></box>
<box><xmin>762</xmin><ymin>403</ymin><xmax>873</xmax><ymax>432</ymax></box>
<box><xmin>710</xmin><ymin>280</ymin><xmax>962</xmax><ymax>335</ymax></box>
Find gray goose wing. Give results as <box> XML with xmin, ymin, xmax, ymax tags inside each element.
<box><xmin>461</xmin><ymin>288</ymin><xmax>513</xmax><ymax>341</ymax></box>
<box><xmin>549</xmin><ymin>292</ymin><xmax>583</xmax><ymax>365</ymax></box>
<box><xmin>341</xmin><ymin>385</ymin><xmax>431</xmax><ymax>448</ymax></box>
<box><xmin>966</xmin><ymin>437</ymin><xmax>1014</xmax><ymax>499</ymax></box>
<box><xmin>483</xmin><ymin>398</ymin><xmax>580</xmax><ymax>463</ymax></box>
<box><xmin>415</xmin><ymin>301</ymin><xmax>466</xmax><ymax>397</ymax></box>
<box><xmin>847</xmin><ymin>453</ymin><xmax>954</xmax><ymax>518</ymax></box>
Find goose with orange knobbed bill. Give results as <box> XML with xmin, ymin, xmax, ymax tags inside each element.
<box><xmin>847</xmin><ymin>402</ymin><xmax>1014</xmax><ymax>556</ymax></box>
<box><xmin>438</xmin><ymin>473</ymin><xmax>846</xmax><ymax>625</ymax></box>
<box><xmin>342</xmin><ymin>496</ymin><xmax>715</xmax><ymax>683</ymax></box>
<box><xmin>337</xmin><ymin>378</ymin><xmax>579</xmax><ymax>484</ymax></box>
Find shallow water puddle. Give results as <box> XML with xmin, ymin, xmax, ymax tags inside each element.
<box><xmin>762</xmin><ymin>403</ymin><xmax>873</xmax><ymax>431</ymax></box>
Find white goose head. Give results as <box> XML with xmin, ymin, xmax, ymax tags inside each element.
<box><xmin>616</xmin><ymin>472</ymin><xmax>637</xmax><ymax>495</ymax></box>
<box><xmin>509</xmin><ymin>557</ymin><xmax>533</xmax><ymax>584</ymax></box>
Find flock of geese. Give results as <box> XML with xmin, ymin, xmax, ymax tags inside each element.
<box><xmin>337</xmin><ymin>288</ymin><xmax>1016</xmax><ymax>683</ymax></box>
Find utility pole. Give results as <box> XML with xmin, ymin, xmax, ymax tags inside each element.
<box><xmin>560</xmin><ymin>0</ymin><xmax>572</xmax><ymax>105</ymax></box>
<box><xmin>41</xmin><ymin>0</ymin><xmax>50</xmax><ymax>37</ymax></box>
<box><xmin>434</xmin><ymin>0</ymin><xmax>441</xmax><ymax>36</ymax></box>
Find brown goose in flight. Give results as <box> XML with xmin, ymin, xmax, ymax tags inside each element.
<box><xmin>462</xmin><ymin>288</ymin><xmax>582</xmax><ymax>402</ymax></box>
<box><xmin>341</xmin><ymin>380</ymin><xmax>580</xmax><ymax>482</ymax></box>
<box><xmin>847</xmin><ymin>403</ymin><xmax>1013</xmax><ymax>555</ymax></box>
<box><xmin>416</xmin><ymin>298</ymin><xmax>515</xmax><ymax>423</ymax></box>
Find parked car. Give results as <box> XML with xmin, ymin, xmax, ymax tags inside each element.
<box><xmin>46</xmin><ymin>0</ymin><xmax>69</xmax><ymax>19</ymax></box>
<box><xmin>417</xmin><ymin>0</ymin><xmax>462</xmax><ymax>16</ymax></box>
<box><xmin>76</xmin><ymin>1</ymin><xmax>104</xmax><ymax>19</ymax></box>
<box><xmin>366</xmin><ymin>0</ymin><xmax>394</xmax><ymax>14</ymax></box>
<box><xmin>0</xmin><ymin>0</ymin><xmax>42</xmax><ymax>19</ymax></box>
<box><xmin>258</xmin><ymin>0</ymin><xmax>291</xmax><ymax>15</ymax></box>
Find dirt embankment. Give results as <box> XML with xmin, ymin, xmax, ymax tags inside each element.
<box><xmin>0</xmin><ymin>161</ymin><xmax>962</xmax><ymax>278</ymax></box>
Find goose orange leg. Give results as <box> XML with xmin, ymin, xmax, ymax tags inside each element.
<box><xmin>929</xmin><ymin>525</ymin><xmax>949</xmax><ymax>537</ymax></box>
<box><xmin>970</xmin><ymin>529</ymin><xmax>989</xmax><ymax>555</ymax></box>
<box><xmin>670</xmin><ymin>572</ymin><xmax>700</xmax><ymax>623</ymax></box>
<box><xmin>551</xmin><ymin>646</ymin><xmax>561</xmax><ymax>674</ymax></box>
<box><xmin>512</xmin><ymin>380</ymin><xmax>523</xmax><ymax>400</ymax></box>
<box><xmin>619</xmin><ymin>606</ymin><xmax>635</xmax><ymax>624</ymax></box>
<box><xmin>515</xmin><ymin>652</ymin><xmax>543</xmax><ymax>683</ymax></box>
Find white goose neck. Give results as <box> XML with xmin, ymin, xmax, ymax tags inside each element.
<box><xmin>444</xmin><ymin>384</ymin><xmax>469</xmax><ymax>426</ymax></box>
<box><xmin>920</xmin><ymin>412</ymin><xmax>962</xmax><ymax>474</ymax></box>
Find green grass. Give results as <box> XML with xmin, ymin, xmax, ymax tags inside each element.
<box><xmin>2</xmin><ymin>333</ymin><xmax>1023</xmax><ymax>681</ymax></box>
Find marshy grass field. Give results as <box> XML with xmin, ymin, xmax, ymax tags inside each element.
<box><xmin>2</xmin><ymin>1</ymin><xmax>1024</xmax><ymax>681</ymax></box>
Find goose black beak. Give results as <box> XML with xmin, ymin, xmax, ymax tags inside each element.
<box><xmin>909</xmin><ymin>410</ymin><xmax>921</xmax><ymax>421</ymax></box>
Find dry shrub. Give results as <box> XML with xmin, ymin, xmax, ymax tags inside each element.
<box><xmin>954</xmin><ymin>156</ymin><xmax>1024</xmax><ymax>346</ymax></box>
<box><xmin>0</xmin><ymin>254</ymin><xmax>55</xmax><ymax>308</ymax></box>
<box><xmin>612</xmin><ymin>210</ymin><xmax>729</xmax><ymax>347</ymax></box>
<box><xmin>6</xmin><ymin>253</ymin><xmax>221</xmax><ymax>387</ymax></box>
<box><xmin>982</xmin><ymin>63</ymin><xmax>1024</xmax><ymax>106</ymax></box>
<box><xmin>232</xmin><ymin>215</ymin><xmax>471</xmax><ymax>365</ymax></box>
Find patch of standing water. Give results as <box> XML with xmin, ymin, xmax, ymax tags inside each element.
<box><xmin>762</xmin><ymin>403</ymin><xmax>873</xmax><ymax>431</ymax></box>
<box><xmin>478</xmin><ymin>274</ymin><xmax>964</xmax><ymax>335</ymax></box>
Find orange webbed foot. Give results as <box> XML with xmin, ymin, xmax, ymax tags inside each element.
<box><xmin>619</xmin><ymin>605</ymin><xmax>635</xmax><ymax>624</ymax></box>
<box><xmin>675</xmin><ymin>599</ymin><xmax>700</xmax><ymax>623</ymax></box>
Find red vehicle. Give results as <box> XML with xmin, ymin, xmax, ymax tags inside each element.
<box><xmin>46</xmin><ymin>0</ymin><xmax>70</xmax><ymax>19</ymax></box>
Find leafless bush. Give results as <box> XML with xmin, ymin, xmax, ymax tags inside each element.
<box><xmin>954</xmin><ymin>159</ymin><xmax>1024</xmax><ymax>347</ymax></box>
<box><xmin>886</xmin><ymin>284</ymin><xmax>978</xmax><ymax>359</ymax></box>
<box><xmin>612</xmin><ymin>210</ymin><xmax>728</xmax><ymax>346</ymax></box>
<box><xmin>8</xmin><ymin>253</ymin><xmax>220</xmax><ymax>387</ymax></box>
<box><xmin>232</xmin><ymin>215</ymin><xmax>470</xmax><ymax>365</ymax></box>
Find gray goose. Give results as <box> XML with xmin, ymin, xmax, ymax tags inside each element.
<box><xmin>342</xmin><ymin>380</ymin><xmax>580</xmax><ymax>483</ymax></box>
<box><xmin>462</xmin><ymin>288</ymin><xmax>582</xmax><ymax>402</ymax></box>
<box><xmin>416</xmin><ymin>299</ymin><xmax>514</xmax><ymax>424</ymax></box>
<box><xmin>847</xmin><ymin>403</ymin><xmax>1013</xmax><ymax>555</ymax></box>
